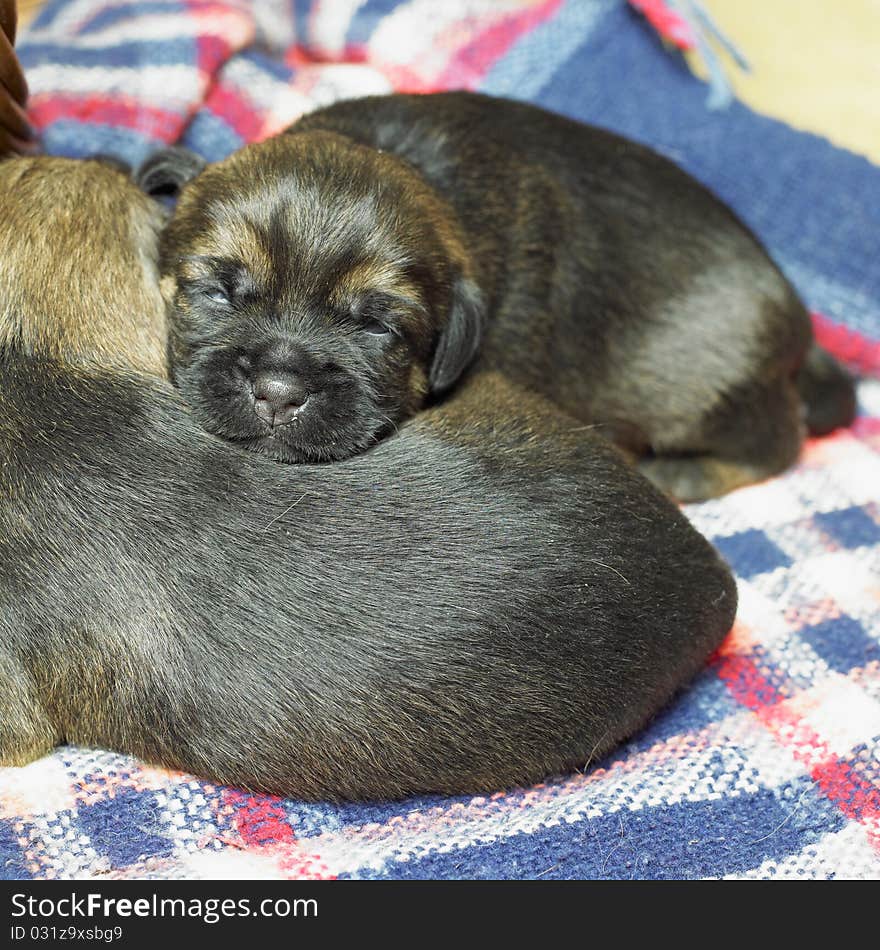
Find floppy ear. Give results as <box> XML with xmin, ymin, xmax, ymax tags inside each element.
<box><xmin>134</xmin><ymin>147</ymin><xmax>206</xmax><ymax>197</ymax></box>
<box><xmin>429</xmin><ymin>275</ymin><xmax>486</xmax><ymax>394</ymax></box>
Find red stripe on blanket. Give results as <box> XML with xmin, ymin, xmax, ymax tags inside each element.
<box><xmin>221</xmin><ymin>789</ymin><xmax>338</xmax><ymax>877</ymax></box>
<box><xmin>628</xmin><ymin>0</ymin><xmax>696</xmax><ymax>50</ymax></box>
<box><xmin>194</xmin><ymin>33</ymin><xmax>237</xmax><ymax>74</ymax></box>
<box><xmin>851</xmin><ymin>418</ymin><xmax>880</xmax><ymax>444</ymax></box>
<box><xmin>761</xmin><ymin>701</ymin><xmax>880</xmax><ymax>847</ymax></box>
<box><xmin>812</xmin><ymin>311</ymin><xmax>880</xmax><ymax>377</ymax></box>
<box><xmin>717</xmin><ymin>651</ymin><xmax>880</xmax><ymax>846</ymax></box>
<box><xmin>223</xmin><ymin>789</ymin><xmax>296</xmax><ymax>847</ymax></box>
<box><xmin>28</xmin><ymin>93</ymin><xmax>184</xmax><ymax>140</ymax></box>
<box><xmin>435</xmin><ymin>0</ymin><xmax>565</xmax><ymax>89</ymax></box>
<box><xmin>811</xmin><ymin>755</ymin><xmax>880</xmax><ymax>830</ymax></box>
<box><xmin>356</xmin><ymin>1</ymin><xmax>565</xmax><ymax>93</ymax></box>
<box><xmin>714</xmin><ymin>651</ymin><xmax>785</xmax><ymax>709</ymax></box>
<box><xmin>284</xmin><ymin>43</ymin><xmax>369</xmax><ymax>68</ymax></box>
<box><xmin>202</xmin><ymin>84</ymin><xmax>267</xmax><ymax>141</ymax></box>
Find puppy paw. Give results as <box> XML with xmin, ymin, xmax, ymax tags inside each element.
<box><xmin>638</xmin><ymin>456</ymin><xmax>764</xmax><ymax>503</ymax></box>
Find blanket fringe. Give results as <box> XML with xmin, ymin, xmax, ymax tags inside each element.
<box><xmin>629</xmin><ymin>0</ymin><xmax>750</xmax><ymax>109</ymax></box>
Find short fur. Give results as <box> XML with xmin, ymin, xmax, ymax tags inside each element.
<box><xmin>151</xmin><ymin>131</ymin><xmax>483</xmax><ymax>462</ymax></box>
<box><xmin>150</xmin><ymin>92</ymin><xmax>856</xmax><ymax>497</ymax></box>
<box><xmin>0</xmin><ymin>155</ymin><xmax>736</xmax><ymax>800</ymax></box>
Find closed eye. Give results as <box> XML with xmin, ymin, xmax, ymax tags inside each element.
<box><xmin>362</xmin><ymin>319</ymin><xmax>393</xmax><ymax>336</ymax></box>
<box><xmin>181</xmin><ymin>255</ymin><xmax>256</xmax><ymax>307</ymax></box>
<box><xmin>204</xmin><ymin>287</ymin><xmax>231</xmax><ymax>306</ymax></box>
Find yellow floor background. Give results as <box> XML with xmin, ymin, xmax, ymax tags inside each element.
<box><xmin>16</xmin><ymin>0</ymin><xmax>880</xmax><ymax>163</ymax></box>
<box><xmin>697</xmin><ymin>0</ymin><xmax>880</xmax><ymax>163</ymax></box>
<box><xmin>17</xmin><ymin>0</ymin><xmax>41</xmax><ymax>29</ymax></box>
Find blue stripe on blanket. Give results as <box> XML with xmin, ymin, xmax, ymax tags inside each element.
<box><xmin>479</xmin><ymin>0</ymin><xmax>615</xmax><ymax>99</ymax></box>
<box><xmin>180</xmin><ymin>109</ymin><xmax>245</xmax><ymax>161</ymax></box>
<box><xmin>19</xmin><ymin>38</ymin><xmax>199</xmax><ymax>69</ymax></box>
<box><xmin>74</xmin><ymin>2</ymin><xmax>190</xmax><ymax>35</ymax></box>
<box><xmin>38</xmin><ymin>120</ymin><xmax>164</xmax><ymax>163</ymax></box>
<box><xmin>352</xmin><ymin>779</ymin><xmax>846</xmax><ymax>879</ymax></box>
<box><xmin>346</xmin><ymin>0</ymin><xmax>407</xmax><ymax>47</ymax></box>
<box><xmin>0</xmin><ymin>819</ymin><xmax>29</xmax><ymax>880</ymax></box>
<box><xmin>529</xmin><ymin>3</ymin><xmax>880</xmax><ymax>335</ymax></box>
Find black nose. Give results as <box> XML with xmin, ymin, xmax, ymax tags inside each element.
<box><xmin>250</xmin><ymin>371</ymin><xmax>310</xmax><ymax>427</ymax></box>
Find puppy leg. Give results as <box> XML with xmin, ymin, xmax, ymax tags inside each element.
<box><xmin>638</xmin><ymin>456</ymin><xmax>778</xmax><ymax>502</ymax></box>
<box><xmin>639</xmin><ymin>378</ymin><xmax>805</xmax><ymax>502</ymax></box>
<box><xmin>796</xmin><ymin>341</ymin><xmax>856</xmax><ymax>436</ymax></box>
<box><xmin>0</xmin><ymin>656</ymin><xmax>58</xmax><ymax>766</ymax></box>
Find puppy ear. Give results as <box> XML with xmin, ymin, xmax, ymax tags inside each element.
<box><xmin>429</xmin><ymin>275</ymin><xmax>486</xmax><ymax>394</ymax></box>
<box><xmin>134</xmin><ymin>147</ymin><xmax>206</xmax><ymax>197</ymax></box>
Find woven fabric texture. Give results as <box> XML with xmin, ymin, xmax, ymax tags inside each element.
<box><xmin>2</xmin><ymin>0</ymin><xmax>878</xmax><ymax>880</ymax></box>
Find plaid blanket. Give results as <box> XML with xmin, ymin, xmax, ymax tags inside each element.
<box><xmin>2</xmin><ymin>0</ymin><xmax>878</xmax><ymax>880</ymax></box>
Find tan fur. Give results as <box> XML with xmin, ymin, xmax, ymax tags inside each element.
<box><xmin>171</xmin><ymin>130</ymin><xmax>479</xmax><ymax>303</ymax></box>
<box><xmin>0</xmin><ymin>156</ymin><xmax>171</xmax><ymax>764</ymax></box>
<box><xmin>331</xmin><ymin>260</ymin><xmax>423</xmax><ymax>311</ymax></box>
<box><xmin>0</xmin><ymin>657</ymin><xmax>56</xmax><ymax>765</ymax></box>
<box><xmin>0</xmin><ymin>156</ymin><xmax>168</xmax><ymax>374</ymax></box>
<box><xmin>182</xmin><ymin>215</ymin><xmax>274</xmax><ymax>287</ymax></box>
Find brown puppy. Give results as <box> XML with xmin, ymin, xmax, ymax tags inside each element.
<box><xmin>145</xmin><ymin>136</ymin><xmax>482</xmax><ymax>462</ymax></box>
<box><xmin>146</xmin><ymin>92</ymin><xmax>855</xmax><ymax>499</ymax></box>
<box><xmin>0</xmin><ymin>157</ymin><xmax>167</xmax><ymax>372</ymax></box>
<box><xmin>0</xmin><ymin>155</ymin><xmax>738</xmax><ymax>799</ymax></box>
<box><xmin>0</xmin><ymin>155</ymin><xmax>169</xmax><ymax>767</ymax></box>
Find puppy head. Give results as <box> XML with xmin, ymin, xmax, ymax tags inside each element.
<box><xmin>0</xmin><ymin>155</ymin><xmax>167</xmax><ymax>374</ymax></box>
<box><xmin>148</xmin><ymin>132</ymin><xmax>484</xmax><ymax>462</ymax></box>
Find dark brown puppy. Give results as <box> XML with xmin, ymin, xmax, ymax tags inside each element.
<box><xmin>147</xmin><ymin>91</ymin><xmax>855</xmax><ymax>499</ymax></box>
<box><xmin>0</xmin><ymin>155</ymin><xmax>737</xmax><ymax>799</ymax></box>
<box><xmin>147</xmin><ymin>136</ymin><xmax>483</xmax><ymax>462</ymax></box>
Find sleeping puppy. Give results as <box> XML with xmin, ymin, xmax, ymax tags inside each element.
<box><xmin>144</xmin><ymin>138</ymin><xmax>482</xmax><ymax>462</ymax></box>
<box><xmin>146</xmin><ymin>91</ymin><xmax>856</xmax><ymax>498</ymax></box>
<box><xmin>0</xmin><ymin>155</ymin><xmax>737</xmax><ymax>800</ymax></box>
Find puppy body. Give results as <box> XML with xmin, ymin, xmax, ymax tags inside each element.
<box><xmin>156</xmin><ymin>92</ymin><xmax>855</xmax><ymax>498</ymax></box>
<box><xmin>0</xmin><ymin>156</ymin><xmax>736</xmax><ymax>799</ymax></box>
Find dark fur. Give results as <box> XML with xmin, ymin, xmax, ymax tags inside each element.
<box><xmin>148</xmin><ymin>91</ymin><xmax>856</xmax><ymax>497</ymax></box>
<box><xmin>150</xmin><ymin>131</ymin><xmax>485</xmax><ymax>462</ymax></box>
<box><xmin>0</xmin><ymin>156</ymin><xmax>737</xmax><ymax>800</ymax></box>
